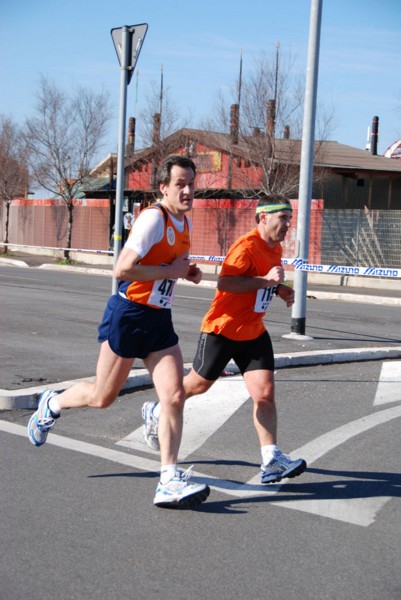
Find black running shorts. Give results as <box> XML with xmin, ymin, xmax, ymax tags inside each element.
<box><xmin>192</xmin><ymin>330</ymin><xmax>274</xmax><ymax>381</ymax></box>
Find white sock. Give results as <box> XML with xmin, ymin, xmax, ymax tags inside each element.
<box><xmin>48</xmin><ymin>395</ymin><xmax>61</xmax><ymax>416</ymax></box>
<box><xmin>261</xmin><ymin>444</ymin><xmax>279</xmax><ymax>465</ymax></box>
<box><xmin>160</xmin><ymin>464</ymin><xmax>177</xmax><ymax>484</ymax></box>
<box><xmin>153</xmin><ymin>402</ymin><xmax>161</xmax><ymax>419</ymax></box>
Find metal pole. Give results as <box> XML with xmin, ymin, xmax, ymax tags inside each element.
<box><xmin>112</xmin><ymin>26</ymin><xmax>130</xmax><ymax>294</ymax></box>
<box><xmin>290</xmin><ymin>0</ymin><xmax>323</xmax><ymax>336</ymax></box>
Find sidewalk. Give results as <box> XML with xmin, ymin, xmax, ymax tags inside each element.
<box><xmin>2</xmin><ymin>251</ymin><xmax>401</xmax><ymax>410</ymax></box>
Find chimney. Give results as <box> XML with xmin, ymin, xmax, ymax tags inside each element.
<box><xmin>266</xmin><ymin>99</ymin><xmax>276</xmax><ymax>140</ymax></box>
<box><xmin>126</xmin><ymin>116</ymin><xmax>136</xmax><ymax>156</ymax></box>
<box><xmin>370</xmin><ymin>116</ymin><xmax>379</xmax><ymax>155</ymax></box>
<box><xmin>283</xmin><ymin>125</ymin><xmax>290</xmax><ymax>140</ymax></box>
<box><xmin>128</xmin><ymin>117</ymin><xmax>135</xmax><ymax>145</ymax></box>
<box><xmin>152</xmin><ymin>113</ymin><xmax>161</xmax><ymax>145</ymax></box>
<box><xmin>266</xmin><ymin>99</ymin><xmax>275</xmax><ymax>158</ymax></box>
<box><xmin>230</xmin><ymin>104</ymin><xmax>239</xmax><ymax>145</ymax></box>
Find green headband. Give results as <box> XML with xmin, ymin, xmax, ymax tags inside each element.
<box><xmin>256</xmin><ymin>203</ymin><xmax>292</xmax><ymax>214</ymax></box>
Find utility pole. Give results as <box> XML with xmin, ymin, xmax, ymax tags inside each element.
<box><xmin>289</xmin><ymin>0</ymin><xmax>323</xmax><ymax>337</ymax></box>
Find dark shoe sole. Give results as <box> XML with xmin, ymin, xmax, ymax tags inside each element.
<box><xmin>284</xmin><ymin>459</ymin><xmax>307</xmax><ymax>479</ymax></box>
<box><xmin>155</xmin><ymin>486</ymin><xmax>210</xmax><ymax>509</ymax></box>
<box><xmin>261</xmin><ymin>460</ymin><xmax>307</xmax><ymax>485</ymax></box>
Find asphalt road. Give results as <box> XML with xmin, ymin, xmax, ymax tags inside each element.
<box><xmin>2</xmin><ymin>263</ymin><xmax>401</xmax><ymax>392</ymax></box>
<box><xmin>1</xmin><ymin>360</ymin><xmax>401</xmax><ymax>599</ymax></box>
<box><xmin>1</xmin><ymin>263</ymin><xmax>401</xmax><ymax>598</ymax></box>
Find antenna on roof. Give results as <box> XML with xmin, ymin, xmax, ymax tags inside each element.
<box><xmin>134</xmin><ymin>69</ymin><xmax>139</xmax><ymax>118</ymax></box>
<box><xmin>365</xmin><ymin>126</ymin><xmax>371</xmax><ymax>152</ymax></box>
<box><xmin>274</xmin><ymin>41</ymin><xmax>280</xmax><ymax>107</ymax></box>
<box><xmin>159</xmin><ymin>64</ymin><xmax>164</xmax><ymax>125</ymax></box>
<box><xmin>237</xmin><ymin>49</ymin><xmax>243</xmax><ymax>107</ymax></box>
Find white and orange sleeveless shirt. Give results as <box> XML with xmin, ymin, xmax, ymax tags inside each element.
<box><xmin>118</xmin><ymin>203</ymin><xmax>191</xmax><ymax>309</ymax></box>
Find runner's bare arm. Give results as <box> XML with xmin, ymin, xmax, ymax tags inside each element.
<box><xmin>218</xmin><ymin>266</ymin><xmax>285</xmax><ymax>293</ymax></box>
<box><xmin>114</xmin><ymin>247</ymin><xmax>191</xmax><ymax>282</ymax></box>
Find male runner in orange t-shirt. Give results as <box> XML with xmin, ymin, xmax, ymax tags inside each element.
<box><xmin>143</xmin><ymin>196</ymin><xmax>306</xmax><ymax>484</ymax></box>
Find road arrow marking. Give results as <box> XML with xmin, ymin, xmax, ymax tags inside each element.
<box><xmin>240</xmin><ymin>404</ymin><xmax>401</xmax><ymax>525</ymax></box>
<box><xmin>3</xmin><ymin>385</ymin><xmax>401</xmax><ymax>527</ymax></box>
<box><xmin>116</xmin><ymin>375</ymin><xmax>249</xmax><ymax>458</ymax></box>
<box><xmin>374</xmin><ymin>360</ymin><xmax>401</xmax><ymax>406</ymax></box>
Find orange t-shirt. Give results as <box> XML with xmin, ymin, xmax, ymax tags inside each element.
<box><xmin>201</xmin><ymin>228</ymin><xmax>282</xmax><ymax>340</ymax></box>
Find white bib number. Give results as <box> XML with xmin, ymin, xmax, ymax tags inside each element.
<box><xmin>254</xmin><ymin>286</ymin><xmax>276</xmax><ymax>313</ymax></box>
<box><xmin>148</xmin><ymin>278</ymin><xmax>177</xmax><ymax>308</ymax></box>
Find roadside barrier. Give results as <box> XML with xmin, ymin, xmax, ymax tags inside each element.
<box><xmin>2</xmin><ymin>244</ymin><xmax>401</xmax><ymax>279</ymax></box>
<box><xmin>282</xmin><ymin>258</ymin><xmax>401</xmax><ymax>279</ymax></box>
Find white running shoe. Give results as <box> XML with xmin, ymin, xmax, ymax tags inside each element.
<box><xmin>261</xmin><ymin>451</ymin><xmax>307</xmax><ymax>484</ymax></box>
<box><xmin>142</xmin><ymin>400</ymin><xmax>160</xmax><ymax>451</ymax></box>
<box><xmin>154</xmin><ymin>466</ymin><xmax>210</xmax><ymax>508</ymax></box>
<box><xmin>27</xmin><ymin>390</ymin><xmax>60</xmax><ymax>446</ymax></box>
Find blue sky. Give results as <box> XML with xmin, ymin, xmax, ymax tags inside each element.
<box><xmin>1</xmin><ymin>0</ymin><xmax>400</xmax><ymax>163</ymax></box>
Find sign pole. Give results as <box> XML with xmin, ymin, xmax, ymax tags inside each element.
<box><xmin>110</xmin><ymin>23</ymin><xmax>148</xmax><ymax>294</ymax></box>
<box><xmin>112</xmin><ymin>26</ymin><xmax>130</xmax><ymax>295</ymax></box>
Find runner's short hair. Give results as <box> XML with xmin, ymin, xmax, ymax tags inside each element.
<box><xmin>156</xmin><ymin>155</ymin><xmax>197</xmax><ymax>186</ymax></box>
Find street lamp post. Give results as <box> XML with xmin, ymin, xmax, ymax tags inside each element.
<box><xmin>289</xmin><ymin>0</ymin><xmax>323</xmax><ymax>338</ymax></box>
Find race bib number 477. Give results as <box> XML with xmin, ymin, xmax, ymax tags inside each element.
<box><xmin>148</xmin><ymin>278</ymin><xmax>177</xmax><ymax>308</ymax></box>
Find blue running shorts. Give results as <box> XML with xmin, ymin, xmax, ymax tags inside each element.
<box><xmin>98</xmin><ymin>293</ymin><xmax>179</xmax><ymax>359</ymax></box>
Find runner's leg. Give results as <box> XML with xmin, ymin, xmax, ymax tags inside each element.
<box><xmin>57</xmin><ymin>341</ymin><xmax>134</xmax><ymax>409</ymax></box>
<box><xmin>243</xmin><ymin>369</ymin><xmax>277</xmax><ymax>446</ymax></box>
<box><xmin>184</xmin><ymin>368</ymin><xmax>215</xmax><ymax>398</ymax></box>
<box><xmin>144</xmin><ymin>344</ymin><xmax>186</xmax><ymax>466</ymax></box>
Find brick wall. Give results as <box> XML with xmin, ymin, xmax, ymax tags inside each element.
<box><xmin>1</xmin><ymin>197</ymin><xmax>324</xmax><ymax>265</ymax></box>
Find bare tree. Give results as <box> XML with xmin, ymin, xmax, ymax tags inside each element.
<box><xmin>0</xmin><ymin>115</ymin><xmax>29</xmax><ymax>252</ymax></box>
<box><xmin>204</xmin><ymin>47</ymin><xmax>335</xmax><ymax>198</ymax></box>
<box><xmin>24</xmin><ymin>76</ymin><xmax>111</xmax><ymax>259</ymax></box>
<box><xmin>124</xmin><ymin>77</ymin><xmax>193</xmax><ymax>194</ymax></box>
<box><xmin>137</xmin><ymin>78</ymin><xmax>192</xmax><ymax>148</ymax></box>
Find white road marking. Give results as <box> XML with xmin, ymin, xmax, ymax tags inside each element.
<box><xmin>116</xmin><ymin>375</ymin><xmax>249</xmax><ymax>458</ymax></box>
<box><xmin>0</xmin><ymin>420</ymin><xmax>161</xmax><ymax>472</ymax></box>
<box><xmin>240</xmin><ymin>404</ymin><xmax>401</xmax><ymax>526</ymax></box>
<box><xmin>2</xmin><ymin>387</ymin><xmax>401</xmax><ymax>526</ymax></box>
<box><xmin>272</xmin><ymin>496</ymin><xmax>391</xmax><ymax>527</ymax></box>
<box><xmin>373</xmin><ymin>360</ymin><xmax>401</xmax><ymax>406</ymax></box>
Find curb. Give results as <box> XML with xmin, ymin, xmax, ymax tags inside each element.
<box><xmin>0</xmin><ymin>257</ymin><xmax>31</xmax><ymax>268</ymax></box>
<box><xmin>2</xmin><ymin>346</ymin><xmax>401</xmax><ymax>411</ymax></box>
<box><xmin>306</xmin><ymin>290</ymin><xmax>401</xmax><ymax>306</ymax></box>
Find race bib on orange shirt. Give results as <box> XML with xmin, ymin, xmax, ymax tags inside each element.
<box><xmin>148</xmin><ymin>277</ymin><xmax>177</xmax><ymax>308</ymax></box>
<box><xmin>254</xmin><ymin>286</ymin><xmax>276</xmax><ymax>313</ymax></box>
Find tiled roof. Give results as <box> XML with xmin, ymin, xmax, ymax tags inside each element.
<box><xmin>125</xmin><ymin>128</ymin><xmax>401</xmax><ymax>175</ymax></box>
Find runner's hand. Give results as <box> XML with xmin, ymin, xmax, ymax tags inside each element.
<box><xmin>167</xmin><ymin>252</ymin><xmax>191</xmax><ymax>279</ymax></box>
<box><xmin>264</xmin><ymin>265</ymin><xmax>285</xmax><ymax>286</ymax></box>
<box><xmin>186</xmin><ymin>263</ymin><xmax>202</xmax><ymax>284</ymax></box>
<box><xmin>277</xmin><ymin>284</ymin><xmax>295</xmax><ymax>307</ymax></box>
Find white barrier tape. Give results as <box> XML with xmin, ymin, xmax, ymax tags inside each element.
<box><xmin>192</xmin><ymin>256</ymin><xmax>401</xmax><ymax>278</ymax></box>
<box><xmin>283</xmin><ymin>258</ymin><xmax>401</xmax><ymax>279</ymax></box>
<box><xmin>2</xmin><ymin>244</ymin><xmax>400</xmax><ymax>278</ymax></box>
<box><xmin>189</xmin><ymin>254</ymin><xmax>225</xmax><ymax>263</ymax></box>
